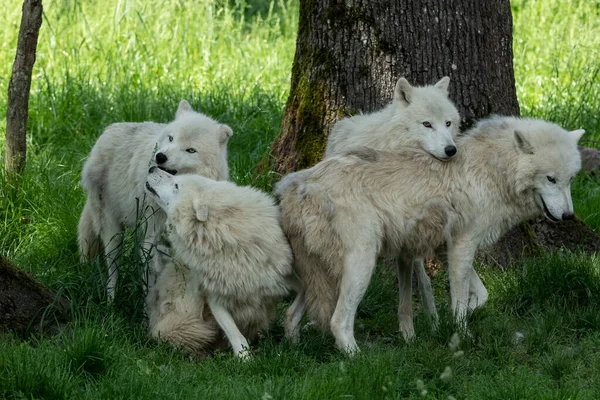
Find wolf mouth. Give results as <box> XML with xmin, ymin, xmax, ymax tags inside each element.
<box><xmin>433</xmin><ymin>155</ymin><xmax>453</xmax><ymax>162</ymax></box>
<box><xmin>158</xmin><ymin>166</ymin><xmax>178</xmax><ymax>175</ymax></box>
<box><xmin>540</xmin><ymin>196</ymin><xmax>559</xmax><ymax>222</ymax></box>
<box><xmin>146</xmin><ymin>181</ymin><xmax>158</xmax><ymax>197</ymax></box>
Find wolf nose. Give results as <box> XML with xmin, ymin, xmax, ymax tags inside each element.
<box><xmin>444</xmin><ymin>145</ymin><xmax>457</xmax><ymax>157</ymax></box>
<box><xmin>562</xmin><ymin>212</ymin><xmax>574</xmax><ymax>220</ymax></box>
<box><xmin>148</xmin><ymin>166</ymin><xmax>157</xmax><ymax>173</ymax></box>
<box><xmin>156</xmin><ymin>152</ymin><xmax>168</xmax><ymax>164</ymax></box>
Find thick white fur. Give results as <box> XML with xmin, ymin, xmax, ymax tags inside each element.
<box><xmin>146</xmin><ymin>252</ymin><xmax>219</xmax><ymax>357</ymax></box>
<box><xmin>326</xmin><ymin>76</ymin><xmax>459</xmax><ymax>160</ymax></box>
<box><xmin>278</xmin><ymin>116</ymin><xmax>583</xmax><ymax>353</ymax></box>
<box><xmin>325</xmin><ymin>77</ymin><xmax>468</xmax><ymax>341</ymax></box>
<box><xmin>78</xmin><ymin>100</ymin><xmax>232</xmax><ymax>300</ymax></box>
<box><xmin>145</xmin><ymin>170</ymin><xmax>294</xmax><ymax>358</ymax></box>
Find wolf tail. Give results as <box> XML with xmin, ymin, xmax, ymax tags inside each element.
<box><xmin>153</xmin><ymin>316</ymin><xmax>220</xmax><ymax>358</ymax></box>
<box><xmin>78</xmin><ymin>200</ymin><xmax>102</xmax><ymax>263</ymax></box>
<box><xmin>279</xmin><ymin>175</ymin><xmax>343</xmax><ymax>330</ymax></box>
<box><xmin>274</xmin><ymin>167</ymin><xmax>318</xmax><ymax>198</ymax></box>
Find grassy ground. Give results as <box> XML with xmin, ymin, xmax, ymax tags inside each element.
<box><xmin>1</xmin><ymin>0</ymin><xmax>599</xmax><ymax>398</ymax></box>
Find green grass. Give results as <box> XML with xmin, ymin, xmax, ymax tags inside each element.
<box><xmin>512</xmin><ymin>0</ymin><xmax>600</xmax><ymax>138</ymax></box>
<box><xmin>1</xmin><ymin>0</ymin><xmax>600</xmax><ymax>398</ymax></box>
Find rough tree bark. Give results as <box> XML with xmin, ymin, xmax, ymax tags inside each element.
<box><xmin>271</xmin><ymin>0</ymin><xmax>600</xmax><ymax>266</ymax></box>
<box><xmin>0</xmin><ymin>257</ymin><xmax>69</xmax><ymax>337</ymax></box>
<box><xmin>272</xmin><ymin>0</ymin><xmax>519</xmax><ymax>173</ymax></box>
<box><xmin>5</xmin><ymin>0</ymin><xmax>43</xmax><ymax>176</ymax></box>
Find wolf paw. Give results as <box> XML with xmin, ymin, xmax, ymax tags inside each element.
<box><xmin>236</xmin><ymin>347</ymin><xmax>253</xmax><ymax>361</ymax></box>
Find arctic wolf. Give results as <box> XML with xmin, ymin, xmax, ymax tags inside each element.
<box><xmin>146</xmin><ymin>254</ymin><xmax>219</xmax><ymax>357</ymax></box>
<box><xmin>78</xmin><ymin>100</ymin><xmax>232</xmax><ymax>299</ymax></box>
<box><xmin>325</xmin><ymin>76</ymin><xmax>459</xmax><ymax>159</ymax></box>
<box><xmin>277</xmin><ymin>116</ymin><xmax>584</xmax><ymax>353</ymax></box>
<box><xmin>145</xmin><ymin>168</ymin><xmax>294</xmax><ymax>358</ymax></box>
<box><xmin>324</xmin><ymin>77</ymin><xmax>483</xmax><ymax>341</ymax></box>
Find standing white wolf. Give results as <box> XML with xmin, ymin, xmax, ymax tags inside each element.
<box><xmin>324</xmin><ymin>76</ymin><xmax>488</xmax><ymax>341</ymax></box>
<box><xmin>78</xmin><ymin>100</ymin><xmax>232</xmax><ymax>299</ymax></box>
<box><xmin>145</xmin><ymin>169</ymin><xmax>295</xmax><ymax>358</ymax></box>
<box><xmin>277</xmin><ymin>116</ymin><xmax>583</xmax><ymax>353</ymax></box>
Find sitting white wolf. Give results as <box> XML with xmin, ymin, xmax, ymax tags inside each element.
<box><xmin>145</xmin><ymin>168</ymin><xmax>295</xmax><ymax>358</ymax></box>
<box><xmin>324</xmin><ymin>76</ymin><xmax>488</xmax><ymax>341</ymax></box>
<box><xmin>78</xmin><ymin>100</ymin><xmax>232</xmax><ymax>299</ymax></box>
<box><xmin>277</xmin><ymin>116</ymin><xmax>584</xmax><ymax>353</ymax></box>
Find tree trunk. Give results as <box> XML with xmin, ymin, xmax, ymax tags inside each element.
<box><xmin>5</xmin><ymin>0</ymin><xmax>43</xmax><ymax>176</ymax></box>
<box><xmin>272</xmin><ymin>0</ymin><xmax>519</xmax><ymax>174</ymax></box>
<box><xmin>271</xmin><ymin>0</ymin><xmax>600</xmax><ymax>266</ymax></box>
<box><xmin>0</xmin><ymin>257</ymin><xmax>69</xmax><ymax>337</ymax></box>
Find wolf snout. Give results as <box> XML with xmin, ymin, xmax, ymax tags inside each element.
<box><xmin>444</xmin><ymin>145</ymin><xmax>457</xmax><ymax>157</ymax></box>
<box><xmin>156</xmin><ymin>152</ymin><xmax>168</xmax><ymax>164</ymax></box>
<box><xmin>562</xmin><ymin>212</ymin><xmax>574</xmax><ymax>221</ymax></box>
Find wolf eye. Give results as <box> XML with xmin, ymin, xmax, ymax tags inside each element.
<box><xmin>186</xmin><ymin>148</ymin><xmax>197</xmax><ymax>154</ymax></box>
<box><xmin>446</xmin><ymin>121</ymin><xmax>452</xmax><ymax>127</ymax></box>
<box><xmin>547</xmin><ymin>176</ymin><xmax>556</xmax><ymax>184</ymax></box>
<box><xmin>175</xmin><ymin>184</ymin><xmax>179</xmax><ymax>189</ymax></box>
<box><xmin>168</xmin><ymin>135</ymin><xmax>173</xmax><ymax>142</ymax></box>
<box><xmin>423</xmin><ymin>122</ymin><xmax>432</xmax><ymax>128</ymax></box>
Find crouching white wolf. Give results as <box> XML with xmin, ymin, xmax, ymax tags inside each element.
<box><xmin>325</xmin><ymin>77</ymin><xmax>489</xmax><ymax>341</ymax></box>
<box><xmin>277</xmin><ymin>116</ymin><xmax>584</xmax><ymax>353</ymax></box>
<box><xmin>78</xmin><ymin>100</ymin><xmax>232</xmax><ymax>299</ymax></box>
<box><xmin>145</xmin><ymin>168</ymin><xmax>294</xmax><ymax>358</ymax></box>
<box><xmin>145</xmin><ymin>254</ymin><xmax>220</xmax><ymax>357</ymax></box>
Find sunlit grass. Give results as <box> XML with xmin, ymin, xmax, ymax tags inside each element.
<box><xmin>512</xmin><ymin>0</ymin><xmax>600</xmax><ymax>137</ymax></box>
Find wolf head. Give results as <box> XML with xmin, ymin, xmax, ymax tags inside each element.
<box><xmin>154</xmin><ymin>100</ymin><xmax>232</xmax><ymax>180</ymax></box>
<box><xmin>145</xmin><ymin>168</ymin><xmax>211</xmax><ymax>232</ymax></box>
<box><xmin>511</xmin><ymin>119</ymin><xmax>584</xmax><ymax>222</ymax></box>
<box><xmin>392</xmin><ymin>76</ymin><xmax>461</xmax><ymax>160</ymax></box>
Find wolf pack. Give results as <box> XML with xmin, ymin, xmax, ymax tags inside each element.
<box><xmin>78</xmin><ymin>77</ymin><xmax>584</xmax><ymax>358</ymax></box>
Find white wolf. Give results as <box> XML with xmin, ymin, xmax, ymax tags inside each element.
<box><xmin>145</xmin><ymin>169</ymin><xmax>295</xmax><ymax>358</ymax></box>
<box><xmin>324</xmin><ymin>77</ymin><xmax>484</xmax><ymax>341</ymax></box>
<box><xmin>277</xmin><ymin>116</ymin><xmax>584</xmax><ymax>353</ymax></box>
<box><xmin>145</xmin><ymin>254</ymin><xmax>220</xmax><ymax>357</ymax></box>
<box><xmin>78</xmin><ymin>100</ymin><xmax>232</xmax><ymax>299</ymax></box>
<box><xmin>325</xmin><ymin>76</ymin><xmax>459</xmax><ymax>159</ymax></box>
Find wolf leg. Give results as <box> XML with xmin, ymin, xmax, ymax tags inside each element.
<box><xmin>330</xmin><ymin>244</ymin><xmax>377</xmax><ymax>354</ymax></box>
<box><xmin>101</xmin><ymin>219</ymin><xmax>123</xmax><ymax>301</ymax></box>
<box><xmin>142</xmin><ymin>210</ymin><xmax>167</xmax><ymax>275</ymax></box>
<box><xmin>414</xmin><ymin>258</ymin><xmax>439</xmax><ymax>327</ymax></box>
<box><xmin>285</xmin><ymin>291</ymin><xmax>306</xmax><ymax>343</ymax></box>
<box><xmin>207</xmin><ymin>296</ymin><xmax>250</xmax><ymax>359</ymax></box>
<box><xmin>468</xmin><ymin>268</ymin><xmax>488</xmax><ymax>310</ymax></box>
<box><xmin>396</xmin><ymin>255</ymin><xmax>415</xmax><ymax>341</ymax></box>
<box><xmin>447</xmin><ymin>237</ymin><xmax>477</xmax><ymax>329</ymax></box>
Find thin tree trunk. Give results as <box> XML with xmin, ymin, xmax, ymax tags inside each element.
<box><xmin>5</xmin><ymin>0</ymin><xmax>43</xmax><ymax>176</ymax></box>
<box><xmin>272</xmin><ymin>0</ymin><xmax>519</xmax><ymax>175</ymax></box>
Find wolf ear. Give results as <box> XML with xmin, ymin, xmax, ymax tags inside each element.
<box><xmin>514</xmin><ymin>130</ymin><xmax>534</xmax><ymax>155</ymax></box>
<box><xmin>394</xmin><ymin>77</ymin><xmax>413</xmax><ymax>107</ymax></box>
<box><xmin>176</xmin><ymin>100</ymin><xmax>193</xmax><ymax>119</ymax></box>
<box><xmin>434</xmin><ymin>76</ymin><xmax>450</xmax><ymax>93</ymax></box>
<box><xmin>568</xmin><ymin>129</ymin><xmax>585</xmax><ymax>143</ymax></box>
<box><xmin>192</xmin><ymin>198</ymin><xmax>209</xmax><ymax>222</ymax></box>
<box><xmin>160</xmin><ymin>300</ymin><xmax>174</xmax><ymax>315</ymax></box>
<box><xmin>219</xmin><ymin>125</ymin><xmax>233</xmax><ymax>145</ymax></box>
